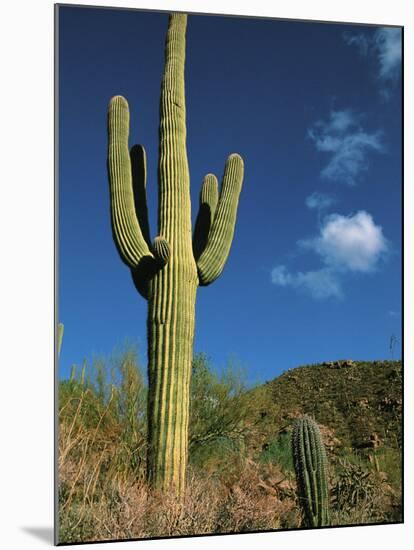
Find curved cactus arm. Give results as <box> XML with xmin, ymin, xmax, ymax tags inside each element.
<box><xmin>107</xmin><ymin>95</ymin><xmax>154</xmax><ymax>268</ymax></box>
<box><xmin>130</xmin><ymin>144</ymin><xmax>151</xmax><ymax>247</ymax></box>
<box><xmin>193</xmin><ymin>174</ymin><xmax>219</xmax><ymax>260</ymax></box>
<box><xmin>196</xmin><ymin>154</ymin><xmax>244</xmax><ymax>285</ymax></box>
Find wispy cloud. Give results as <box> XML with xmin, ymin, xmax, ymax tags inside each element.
<box><xmin>343</xmin><ymin>32</ymin><xmax>370</xmax><ymax>55</ymax></box>
<box><xmin>271</xmin><ymin>211</ymin><xmax>389</xmax><ymax>300</ymax></box>
<box><xmin>388</xmin><ymin>310</ymin><xmax>400</xmax><ymax>318</ymax></box>
<box><xmin>306</xmin><ymin>191</ymin><xmax>337</xmax><ymax>212</ymax></box>
<box><xmin>308</xmin><ymin>110</ymin><xmax>383</xmax><ymax>185</ymax></box>
<box><xmin>271</xmin><ymin>265</ymin><xmax>343</xmax><ymax>300</ymax></box>
<box><xmin>343</xmin><ymin>27</ymin><xmax>402</xmax><ymax>98</ymax></box>
<box><xmin>375</xmin><ymin>28</ymin><xmax>402</xmax><ymax>82</ymax></box>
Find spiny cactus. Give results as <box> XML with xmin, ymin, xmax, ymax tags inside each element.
<box><xmin>107</xmin><ymin>13</ymin><xmax>244</xmax><ymax>494</ymax></box>
<box><xmin>292</xmin><ymin>416</ymin><xmax>330</xmax><ymax>527</ymax></box>
<box><xmin>58</xmin><ymin>323</ymin><xmax>64</xmax><ymax>358</ymax></box>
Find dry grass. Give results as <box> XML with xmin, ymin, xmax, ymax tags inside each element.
<box><xmin>59</xmin><ymin>460</ymin><xmax>300</xmax><ymax>542</ymax></box>
<box><xmin>59</xmin><ymin>426</ymin><xmax>299</xmax><ymax>543</ymax></box>
<box><xmin>57</xmin><ymin>352</ymin><xmax>402</xmax><ymax>544</ymax></box>
<box><xmin>57</xmin><ymin>354</ymin><xmax>297</xmax><ymax>543</ymax></box>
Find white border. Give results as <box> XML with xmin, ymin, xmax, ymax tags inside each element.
<box><xmin>0</xmin><ymin>1</ymin><xmax>411</xmax><ymax>548</ymax></box>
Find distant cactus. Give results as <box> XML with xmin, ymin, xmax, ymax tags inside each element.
<box><xmin>107</xmin><ymin>13</ymin><xmax>243</xmax><ymax>494</ymax></box>
<box><xmin>292</xmin><ymin>416</ymin><xmax>330</xmax><ymax>527</ymax></box>
<box><xmin>58</xmin><ymin>323</ymin><xmax>64</xmax><ymax>358</ymax></box>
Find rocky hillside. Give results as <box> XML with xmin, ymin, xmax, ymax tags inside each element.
<box><xmin>251</xmin><ymin>360</ymin><xmax>402</xmax><ymax>456</ymax></box>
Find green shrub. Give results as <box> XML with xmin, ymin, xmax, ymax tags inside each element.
<box><xmin>259</xmin><ymin>432</ymin><xmax>294</xmax><ymax>473</ymax></box>
<box><xmin>189</xmin><ymin>354</ymin><xmax>256</xmax><ymax>469</ymax></box>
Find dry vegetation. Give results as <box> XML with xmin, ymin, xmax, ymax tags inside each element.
<box><xmin>58</xmin><ymin>349</ymin><xmax>402</xmax><ymax>544</ymax></box>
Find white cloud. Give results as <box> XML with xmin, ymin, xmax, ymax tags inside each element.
<box><xmin>374</xmin><ymin>28</ymin><xmax>402</xmax><ymax>82</ymax></box>
<box><xmin>322</xmin><ymin>109</ymin><xmax>355</xmax><ymax>133</ymax></box>
<box><xmin>271</xmin><ymin>266</ymin><xmax>342</xmax><ymax>300</ymax></box>
<box><xmin>306</xmin><ymin>191</ymin><xmax>336</xmax><ymax>211</ymax></box>
<box><xmin>271</xmin><ymin>211</ymin><xmax>389</xmax><ymax>300</ymax></box>
<box><xmin>271</xmin><ymin>265</ymin><xmax>293</xmax><ymax>287</ymax></box>
<box><xmin>300</xmin><ymin>211</ymin><xmax>388</xmax><ymax>272</ymax></box>
<box><xmin>295</xmin><ymin>270</ymin><xmax>343</xmax><ymax>299</ymax></box>
<box><xmin>343</xmin><ymin>27</ymin><xmax>401</xmax><ymax>98</ymax></box>
<box><xmin>308</xmin><ymin>110</ymin><xmax>383</xmax><ymax>185</ymax></box>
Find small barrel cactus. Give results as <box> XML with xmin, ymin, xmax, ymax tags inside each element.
<box><xmin>292</xmin><ymin>416</ymin><xmax>330</xmax><ymax>527</ymax></box>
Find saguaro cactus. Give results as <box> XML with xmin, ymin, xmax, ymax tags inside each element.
<box><xmin>107</xmin><ymin>13</ymin><xmax>244</xmax><ymax>493</ymax></box>
<box><xmin>292</xmin><ymin>416</ymin><xmax>330</xmax><ymax>527</ymax></box>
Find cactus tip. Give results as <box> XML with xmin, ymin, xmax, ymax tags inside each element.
<box><xmin>153</xmin><ymin>236</ymin><xmax>171</xmax><ymax>266</ymax></box>
<box><xmin>228</xmin><ymin>153</ymin><xmax>243</xmax><ymax>163</ymax></box>
<box><xmin>109</xmin><ymin>95</ymin><xmax>129</xmax><ymax>109</ymax></box>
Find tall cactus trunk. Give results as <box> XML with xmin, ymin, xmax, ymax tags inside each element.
<box><xmin>107</xmin><ymin>13</ymin><xmax>244</xmax><ymax>495</ymax></box>
<box><xmin>147</xmin><ymin>14</ymin><xmax>198</xmax><ymax>493</ymax></box>
<box><xmin>147</xmin><ymin>282</ymin><xmax>197</xmax><ymax>491</ymax></box>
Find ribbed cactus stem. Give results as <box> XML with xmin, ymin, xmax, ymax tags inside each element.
<box><xmin>58</xmin><ymin>323</ymin><xmax>64</xmax><ymax>358</ymax></box>
<box><xmin>152</xmin><ymin>236</ymin><xmax>171</xmax><ymax>266</ymax></box>
<box><xmin>193</xmin><ymin>174</ymin><xmax>219</xmax><ymax>260</ymax></box>
<box><xmin>145</xmin><ymin>13</ymin><xmax>196</xmax><ymax>493</ymax></box>
<box><xmin>196</xmin><ymin>154</ymin><xmax>244</xmax><ymax>285</ymax></box>
<box><xmin>292</xmin><ymin>416</ymin><xmax>330</xmax><ymax>527</ymax></box>
<box><xmin>108</xmin><ymin>96</ymin><xmax>154</xmax><ymax>268</ymax></box>
<box><xmin>107</xmin><ymin>12</ymin><xmax>244</xmax><ymax>494</ymax></box>
<box><xmin>200</xmin><ymin>174</ymin><xmax>219</xmax><ymax>214</ymax></box>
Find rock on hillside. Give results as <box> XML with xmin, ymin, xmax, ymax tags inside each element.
<box><xmin>250</xmin><ymin>360</ymin><xmax>402</xmax><ymax>455</ymax></box>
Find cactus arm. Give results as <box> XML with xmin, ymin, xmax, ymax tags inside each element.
<box><xmin>130</xmin><ymin>144</ymin><xmax>151</xmax><ymax>247</ymax></box>
<box><xmin>107</xmin><ymin>95</ymin><xmax>154</xmax><ymax>268</ymax></box>
<box><xmin>152</xmin><ymin>236</ymin><xmax>171</xmax><ymax>266</ymax></box>
<box><xmin>193</xmin><ymin>174</ymin><xmax>219</xmax><ymax>260</ymax></box>
<box><xmin>196</xmin><ymin>153</ymin><xmax>244</xmax><ymax>285</ymax></box>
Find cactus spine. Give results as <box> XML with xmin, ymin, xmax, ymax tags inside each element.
<box><xmin>107</xmin><ymin>13</ymin><xmax>244</xmax><ymax>494</ymax></box>
<box><xmin>292</xmin><ymin>416</ymin><xmax>330</xmax><ymax>527</ymax></box>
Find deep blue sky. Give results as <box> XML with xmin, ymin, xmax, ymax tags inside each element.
<box><xmin>58</xmin><ymin>6</ymin><xmax>402</xmax><ymax>384</ymax></box>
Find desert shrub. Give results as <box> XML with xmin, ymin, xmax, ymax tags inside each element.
<box><xmin>59</xmin><ymin>464</ymin><xmax>300</xmax><ymax>544</ymax></box>
<box><xmin>59</xmin><ymin>348</ymin><xmax>146</xmax><ymax>441</ymax></box>
<box><xmin>214</xmin><ymin>459</ymin><xmax>299</xmax><ymax>533</ymax></box>
<box><xmin>330</xmin><ymin>457</ymin><xmax>390</xmax><ymax>525</ymax></box>
<box><xmin>259</xmin><ymin>431</ymin><xmax>294</xmax><ymax>473</ymax></box>
<box><xmin>58</xmin><ymin>347</ymin><xmax>148</xmax><ymax>541</ymax></box>
<box><xmin>188</xmin><ymin>354</ymin><xmax>258</xmax><ymax>469</ymax></box>
<box><xmin>371</xmin><ymin>447</ymin><xmax>402</xmax><ymax>487</ymax></box>
<box><xmin>58</xmin><ymin>349</ymin><xmax>401</xmax><ymax>542</ymax></box>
